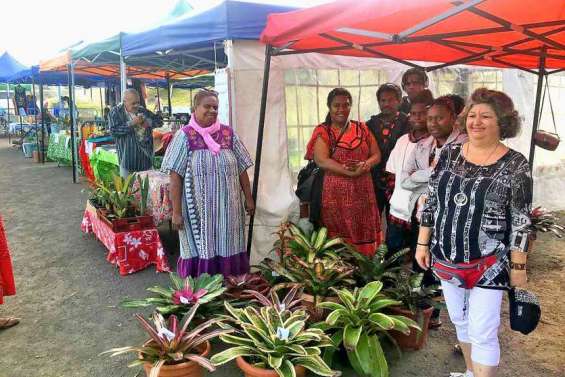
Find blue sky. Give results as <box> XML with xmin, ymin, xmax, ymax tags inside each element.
<box><xmin>0</xmin><ymin>0</ymin><xmax>329</xmax><ymax>66</ymax></box>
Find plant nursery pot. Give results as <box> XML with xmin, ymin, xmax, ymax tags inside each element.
<box><xmin>389</xmin><ymin>306</ymin><xmax>433</xmax><ymax>351</ymax></box>
<box><xmin>301</xmin><ymin>293</ymin><xmax>339</xmax><ymax>322</ymax></box>
<box><xmin>141</xmin><ymin>340</ymin><xmax>210</xmax><ymax>377</ymax></box>
<box><xmin>236</xmin><ymin>357</ymin><xmax>306</xmax><ymax>377</ymax></box>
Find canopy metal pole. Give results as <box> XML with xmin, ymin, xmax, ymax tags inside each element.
<box><xmin>39</xmin><ymin>76</ymin><xmax>45</xmax><ymax>164</ymax></box>
<box><xmin>99</xmin><ymin>87</ymin><xmax>104</xmax><ymax>118</ymax></box>
<box><xmin>246</xmin><ymin>44</ymin><xmax>273</xmax><ymax>256</ymax></box>
<box><xmin>166</xmin><ymin>76</ymin><xmax>172</xmax><ymax>117</ymax></box>
<box><xmin>31</xmin><ymin>75</ymin><xmax>39</xmax><ymax>152</ymax></box>
<box><xmin>67</xmin><ymin>64</ymin><xmax>77</xmax><ymax>183</ymax></box>
<box><xmin>156</xmin><ymin>86</ymin><xmax>161</xmax><ymax>112</ymax></box>
<box><xmin>528</xmin><ymin>47</ymin><xmax>547</xmax><ymax>168</ymax></box>
<box><xmin>119</xmin><ymin>32</ymin><xmax>127</xmax><ymax>99</ymax></box>
<box><xmin>6</xmin><ymin>82</ymin><xmax>11</xmax><ymax>144</ymax></box>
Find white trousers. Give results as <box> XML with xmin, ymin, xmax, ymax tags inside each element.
<box><xmin>441</xmin><ymin>280</ymin><xmax>504</xmax><ymax>366</ymax></box>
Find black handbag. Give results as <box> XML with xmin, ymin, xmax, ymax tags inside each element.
<box><xmin>295</xmin><ymin>125</ymin><xmax>346</xmax><ymax>224</ymax></box>
<box><xmin>508</xmin><ymin>288</ymin><xmax>541</xmax><ymax>335</ymax></box>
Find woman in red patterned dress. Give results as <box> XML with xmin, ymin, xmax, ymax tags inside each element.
<box><xmin>0</xmin><ymin>213</ymin><xmax>18</xmax><ymax>329</ymax></box>
<box><xmin>305</xmin><ymin>88</ymin><xmax>382</xmax><ymax>256</ymax></box>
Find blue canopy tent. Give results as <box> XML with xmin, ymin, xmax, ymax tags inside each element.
<box><xmin>123</xmin><ymin>1</ymin><xmax>296</xmax><ymax>72</ymax></box>
<box><xmin>0</xmin><ymin>52</ymin><xmax>28</xmax><ymax>123</ymax></box>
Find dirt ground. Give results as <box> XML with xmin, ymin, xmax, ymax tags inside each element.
<box><xmin>0</xmin><ymin>137</ymin><xmax>563</xmax><ymax>377</ymax></box>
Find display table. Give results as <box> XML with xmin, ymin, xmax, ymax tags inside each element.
<box><xmin>133</xmin><ymin>170</ymin><xmax>173</xmax><ymax>226</ymax></box>
<box><xmin>81</xmin><ymin>203</ymin><xmax>170</xmax><ymax>276</ymax></box>
<box><xmin>90</xmin><ymin>146</ymin><xmax>119</xmax><ymax>185</ymax></box>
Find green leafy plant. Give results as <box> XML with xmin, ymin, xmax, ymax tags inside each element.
<box><xmin>121</xmin><ymin>273</ymin><xmax>226</xmax><ymax>319</ymax></box>
<box><xmin>136</xmin><ymin>174</ymin><xmax>150</xmax><ymax>216</ymax></box>
<box><xmin>384</xmin><ymin>271</ymin><xmax>442</xmax><ymax>315</ymax></box>
<box><xmin>211</xmin><ymin>302</ymin><xmax>337</xmax><ymax>377</ymax></box>
<box><xmin>102</xmin><ymin>304</ymin><xmax>233</xmax><ymax>377</ymax></box>
<box><xmin>257</xmin><ymin>223</ymin><xmax>355</xmax><ymax>299</ymax></box>
<box><xmin>315</xmin><ymin>281</ymin><xmax>420</xmax><ymax>377</ymax></box>
<box><xmin>343</xmin><ymin>244</ymin><xmax>408</xmax><ymax>286</ymax></box>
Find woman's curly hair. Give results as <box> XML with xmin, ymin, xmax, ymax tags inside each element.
<box><xmin>459</xmin><ymin>88</ymin><xmax>521</xmax><ymax>140</ymax></box>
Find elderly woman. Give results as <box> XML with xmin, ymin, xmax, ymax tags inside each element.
<box><xmin>415</xmin><ymin>89</ymin><xmax>532</xmax><ymax>377</ymax></box>
<box><xmin>161</xmin><ymin>90</ymin><xmax>254</xmax><ymax>277</ymax></box>
<box><xmin>305</xmin><ymin>88</ymin><xmax>382</xmax><ymax>256</ymax></box>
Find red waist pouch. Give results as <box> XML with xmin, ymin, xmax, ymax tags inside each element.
<box><xmin>432</xmin><ymin>254</ymin><xmax>498</xmax><ymax>289</ymax></box>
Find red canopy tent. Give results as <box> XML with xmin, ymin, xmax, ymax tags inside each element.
<box><xmin>244</xmin><ymin>0</ymin><xmax>565</xmax><ymax>253</ymax></box>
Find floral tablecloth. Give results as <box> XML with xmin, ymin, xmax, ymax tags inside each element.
<box><xmin>133</xmin><ymin>170</ymin><xmax>173</xmax><ymax>226</ymax></box>
<box><xmin>81</xmin><ymin>203</ymin><xmax>170</xmax><ymax>275</ymax></box>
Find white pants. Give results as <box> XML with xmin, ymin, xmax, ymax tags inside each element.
<box><xmin>441</xmin><ymin>280</ymin><xmax>504</xmax><ymax>366</ymax></box>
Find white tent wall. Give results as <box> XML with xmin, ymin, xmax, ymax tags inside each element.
<box><xmin>221</xmin><ymin>40</ymin><xmax>565</xmax><ymax>264</ymax></box>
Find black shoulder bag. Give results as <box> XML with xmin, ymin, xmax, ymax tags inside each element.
<box><xmin>295</xmin><ymin>124</ymin><xmax>347</xmax><ymax>224</ymax></box>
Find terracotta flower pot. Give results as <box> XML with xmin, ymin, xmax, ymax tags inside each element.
<box><xmin>301</xmin><ymin>293</ymin><xmax>339</xmax><ymax>322</ymax></box>
<box><xmin>389</xmin><ymin>306</ymin><xmax>433</xmax><ymax>351</ymax></box>
<box><xmin>141</xmin><ymin>340</ymin><xmax>211</xmax><ymax>377</ymax></box>
<box><xmin>236</xmin><ymin>356</ymin><xmax>306</xmax><ymax>377</ymax></box>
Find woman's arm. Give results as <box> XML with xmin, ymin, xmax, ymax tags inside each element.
<box><xmin>313</xmin><ymin>137</ymin><xmax>355</xmax><ymax>177</ymax></box>
<box><xmin>509</xmin><ymin>160</ymin><xmax>533</xmax><ymax>287</ymax></box>
<box><xmin>170</xmin><ymin>172</ymin><xmax>184</xmax><ymax>230</ymax></box>
<box><xmin>239</xmin><ymin>171</ymin><xmax>255</xmax><ymax>216</ymax></box>
<box><xmin>415</xmin><ymin>226</ymin><xmax>433</xmax><ymax>270</ymax></box>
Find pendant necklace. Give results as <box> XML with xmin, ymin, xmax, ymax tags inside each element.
<box><xmin>453</xmin><ymin>143</ymin><xmax>499</xmax><ymax>207</ymax></box>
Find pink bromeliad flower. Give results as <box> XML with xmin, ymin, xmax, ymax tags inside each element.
<box><xmin>172</xmin><ymin>284</ymin><xmax>208</xmax><ymax>305</ymax></box>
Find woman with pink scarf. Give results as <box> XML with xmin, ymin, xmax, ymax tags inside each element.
<box><xmin>161</xmin><ymin>90</ymin><xmax>254</xmax><ymax>277</ymax></box>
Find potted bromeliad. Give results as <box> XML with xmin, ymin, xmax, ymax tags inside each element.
<box><xmin>384</xmin><ymin>271</ymin><xmax>442</xmax><ymax>350</ymax></box>
<box><xmin>103</xmin><ymin>303</ymin><xmax>233</xmax><ymax>377</ymax></box>
<box><xmin>258</xmin><ymin>223</ymin><xmax>356</xmax><ymax>321</ymax></box>
<box><xmin>315</xmin><ymin>281</ymin><xmax>420</xmax><ymax>377</ymax></box>
<box><xmin>121</xmin><ymin>273</ymin><xmax>226</xmax><ymax>320</ymax></box>
<box><xmin>224</xmin><ymin>273</ymin><xmax>271</xmax><ymax>301</ymax></box>
<box><xmin>529</xmin><ymin>206</ymin><xmax>564</xmax><ymax>251</ymax></box>
<box><xmin>211</xmin><ymin>301</ymin><xmax>338</xmax><ymax>377</ymax></box>
<box><xmin>343</xmin><ymin>244</ymin><xmax>407</xmax><ymax>287</ymax></box>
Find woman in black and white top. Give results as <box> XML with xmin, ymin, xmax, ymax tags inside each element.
<box><xmin>415</xmin><ymin>88</ymin><xmax>532</xmax><ymax>377</ymax></box>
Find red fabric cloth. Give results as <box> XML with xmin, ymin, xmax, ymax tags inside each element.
<box><xmin>305</xmin><ymin>122</ymin><xmax>381</xmax><ymax>256</ymax></box>
<box><xmin>81</xmin><ymin>206</ymin><xmax>170</xmax><ymax>276</ymax></box>
<box><xmin>79</xmin><ymin>140</ymin><xmax>95</xmax><ymax>182</ymax></box>
<box><xmin>0</xmin><ymin>215</ymin><xmax>16</xmax><ymax>304</ymax></box>
<box><xmin>260</xmin><ymin>0</ymin><xmax>565</xmax><ymax>70</ymax></box>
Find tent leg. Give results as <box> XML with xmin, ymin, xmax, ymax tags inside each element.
<box><xmin>528</xmin><ymin>48</ymin><xmax>546</xmax><ymax>168</ymax></box>
<box><xmin>67</xmin><ymin>64</ymin><xmax>77</xmax><ymax>183</ymax></box>
<box><xmin>39</xmin><ymin>81</ymin><xmax>45</xmax><ymax>164</ymax></box>
<box><xmin>166</xmin><ymin>77</ymin><xmax>172</xmax><ymax>117</ymax></box>
<box><xmin>246</xmin><ymin>44</ymin><xmax>273</xmax><ymax>256</ymax></box>
<box><xmin>6</xmin><ymin>83</ymin><xmax>10</xmax><ymax>144</ymax></box>
<box><xmin>31</xmin><ymin>76</ymin><xmax>39</xmax><ymax>152</ymax></box>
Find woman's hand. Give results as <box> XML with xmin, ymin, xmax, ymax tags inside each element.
<box><xmin>244</xmin><ymin>197</ymin><xmax>255</xmax><ymax>217</ymax></box>
<box><xmin>171</xmin><ymin>212</ymin><xmax>184</xmax><ymax>231</ymax></box>
<box><xmin>344</xmin><ymin>162</ymin><xmax>369</xmax><ymax>177</ymax></box>
<box><xmin>510</xmin><ymin>269</ymin><xmax>527</xmax><ymax>288</ymax></box>
<box><xmin>415</xmin><ymin>245</ymin><xmax>431</xmax><ymax>270</ymax></box>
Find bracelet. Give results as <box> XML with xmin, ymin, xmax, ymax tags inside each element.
<box><xmin>417</xmin><ymin>242</ymin><xmax>430</xmax><ymax>247</ymax></box>
<box><xmin>510</xmin><ymin>262</ymin><xmax>526</xmax><ymax>270</ymax></box>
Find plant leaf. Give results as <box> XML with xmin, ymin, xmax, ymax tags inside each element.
<box><xmin>343</xmin><ymin>325</ymin><xmax>362</xmax><ymax>351</ymax></box>
<box><xmin>210</xmin><ymin>346</ymin><xmax>257</xmax><ymax>366</ymax></box>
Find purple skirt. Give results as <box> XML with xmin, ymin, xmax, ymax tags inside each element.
<box><xmin>177</xmin><ymin>252</ymin><xmax>250</xmax><ymax>278</ymax></box>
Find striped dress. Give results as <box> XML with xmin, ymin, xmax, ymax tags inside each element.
<box><xmin>161</xmin><ymin>125</ymin><xmax>253</xmax><ymax>277</ymax></box>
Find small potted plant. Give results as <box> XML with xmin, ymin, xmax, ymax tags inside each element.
<box><xmin>257</xmin><ymin>223</ymin><xmax>356</xmax><ymax>321</ymax></box>
<box><xmin>103</xmin><ymin>303</ymin><xmax>233</xmax><ymax>377</ymax></box>
<box><xmin>343</xmin><ymin>244</ymin><xmax>407</xmax><ymax>287</ymax></box>
<box><xmin>211</xmin><ymin>302</ymin><xmax>337</xmax><ymax>377</ymax></box>
<box><xmin>315</xmin><ymin>281</ymin><xmax>419</xmax><ymax>377</ymax></box>
<box><xmin>384</xmin><ymin>271</ymin><xmax>442</xmax><ymax>350</ymax></box>
<box><xmin>243</xmin><ymin>283</ymin><xmax>304</xmax><ymax>312</ymax></box>
<box><xmin>121</xmin><ymin>273</ymin><xmax>226</xmax><ymax>319</ymax></box>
